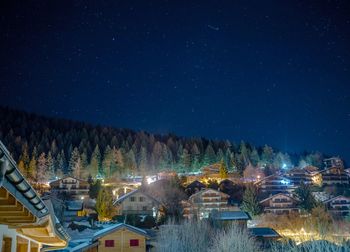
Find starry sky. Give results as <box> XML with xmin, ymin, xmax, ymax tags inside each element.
<box><xmin>1</xmin><ymin>1</ymin><xmax>350</xmax><ymax>162</ymax></box>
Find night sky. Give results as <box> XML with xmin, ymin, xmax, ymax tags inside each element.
<box><xmin>1</xmin><ymin>1</ymin><xmax>350</xmax><ymax>162</ymax></box>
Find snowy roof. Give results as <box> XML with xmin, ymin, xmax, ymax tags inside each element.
<box><xmin>66</xmin><ymin>200</ymin><xmax>83</xmax><ymax>211</ymax></box>
<box><xmin>93</xmin><ymin>223</ymin><xmax>149</xmax><ymax>240</ymax></box>
<box><xmin>249</xmin><ymin>227</ymin><xmax>280</xmax><ymax>238</ymax></box>
<box><xmin>259</xmin><ymin>193</ymin><xmax>299</xmax><ymax>204</ymax></box>
<box><xmin>323</xmin><ymin>195</ymin><xmax>350</xmax><ymax>203</ymax></box>
<box><xmin>211</xmin><ymin>211</ymin><xmax>251</xmax><ymax>221</ymax></box>
<box><xmin>113</xmin><ymin>189</ymin><xmax>160</xmax><ymax>205</ymax></box>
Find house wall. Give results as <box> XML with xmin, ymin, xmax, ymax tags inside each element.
<box><xmin>118</xmin><ymin>192</ymin><xmax>158</xmax><ymax>216</ymax></box>
<box><xmin>97</xmin><ymin>228</ymin><xmax>146</xmax><ymax>252</ymax></box>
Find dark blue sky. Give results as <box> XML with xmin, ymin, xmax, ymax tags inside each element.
<box><xmin>1</xmin><ymin>1</ymin><xmax>350</xmax><ymax>162</ymax></box>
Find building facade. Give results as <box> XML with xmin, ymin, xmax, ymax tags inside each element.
<box><xmin>259</xmin><ymin>193</ymin><xmax>300</xmax><ymax>215</ymax></box>
<box><xmin>50</xmin><ymin>176</ymin><xmax>90</xmax><ymax>198</ymax></box>
<box><xmin>324</xmin><ymin>195</ymin><xmax>350</xmax><ymax>217</ymax></box>
<box><xmin>323</xmin><ymin>157</ymin><xmax>344</xmax><ymax>169</ymax></box>
<box><xmin>319</xmin><ymin>167</ymin><xmax>349</xmax><ymax>185</ymax></box>
<box><xmin>182</xmin><ymin>188</ymin><xmax>235</xmax><ymax>219</ymax></box>
<box><xmin>255</xmin><ymin>175</ymin><xmax>295</xmax><ymax>195</ymax></box>
<box><xmin>113</xmin><ymin>189</ymin><xmax>161</xmax><ymax>217</ymax></box>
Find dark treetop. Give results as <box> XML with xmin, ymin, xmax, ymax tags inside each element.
<box><xmin>1</xmin><ymin>1</ymin><xmax>350</xmax><ymax>161</ymax></box>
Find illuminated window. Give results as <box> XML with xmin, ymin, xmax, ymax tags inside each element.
<box><xmin>105</xmin><ymin>240</ymin><xmax>114</xmax><ymax>247</ymax></box>
<box><xmin>130</xmin><ymin>239</ymin><xmax>139</xmax><ymax>247</ymax></box>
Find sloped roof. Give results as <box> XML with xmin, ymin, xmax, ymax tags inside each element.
<box><xmin>323</xmin><ymin>195</ymin><xmax>350</xmax><ymax>204</ymax></box>
<box><xmin>0</xmin><ymin>141</ymin><xmax>48</xmax><ymax>218</ymax></box>
<box><xmin>189</xmin><ymin>188</ymin><xmax>229</xmax><ymax>201</ymax></box>
<box><xmin>113</xmin><ymin>189</ymin><xmax>160</xmax><ymax>205</ymax></box>
<box><xmin>254</xmin><ymin>174</ymin><xmax>291</xmax><ymax>185</ymax></box>
<box><xmin>210</xmin><ymin>211</ymin><xmax>251</xmax><ymax>221</ymax></box>
<box><xmin>249</xmin><ymin>227</ymin><xmax>281</xmax><ymax>238</ymax></box>
<box><xmin>66</xmin><ymin>200</ymin><xmax>84</xmax><ymax>211</ymax></box>
<box><xmin>259</xmin><ymin>193</ymin><xmax>299</xmax><ymax>204</ymax></box>
<box><xmin>50</xmin><ymin>176</ymin><xmax>89</xmax><ymax>186</ymax></box>
<box><xmin>93</xmin><ymin>223</ymin><xmax>150</xmax><ymax>240</ymax></box>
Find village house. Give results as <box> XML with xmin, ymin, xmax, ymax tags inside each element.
<box><xmin>63</xmin><ymin>200</ymin><xmax>87</xmax><ymax>222</ymax></box>
<box><xmin>0</xmin><ymin>141</ymin><xmax>69</xmax><ymax>252</ymax></box>
<box><xmin>57</xmin><ymin>223</ymin><xmax>152</xmax><ymax>252</ymax></box>
<box><xmin>323</xmin><ymin>157</ymin><xmax>344</xmax><ymax>169</ymax></box>
<box><xmin>113</xmin><ymin>189</ymin><xmax>162</xmax><ymax>218</ymax></box>
<box><xmin>254</xmin><ymin>175</ymin><xmax>295</xmax><ymax>195</ymax></box>
<box><xmin>209</xmin><ymin>210</ymin><xmax>251</xmax><ymax>228</ymax></box>
<box><xmin>324</xmin><ymin>195</ymin><xmax>350</xmax><ymax>217</ymax></box>
<box><xmin>182</xmin><ymin>188</ymin><xmax>237</xmax><ymax>219</ymax></box>
<box><xmin>259</xmin><ymin>193</ymin><xmax>300</xmax><ymax>215</ymax></box>
<box><xmin>318</xmin><ymin>167</ymin><xmax>349</xmax><ymax>185</ymax></box>
<box><xmin>50</xmin><ymin>176</ymin><xmax>90</xmax><ymax>199</ymax></box>
<box><xmin>92</xmin><ymin>223</ymin><xmax>151</xmax><ymax>252</ymax></box>
<box><xmin>285</xmin><ymin>167</ymin><xmax>315</xmax><ymax>185</ymax></box>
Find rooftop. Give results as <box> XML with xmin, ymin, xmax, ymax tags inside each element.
<box><xmin>210</xmin><ymin>211</ymin><xmax>251</xmax><ymax>221</ymax></box>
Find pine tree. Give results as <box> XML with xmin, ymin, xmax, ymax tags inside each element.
<box><xmin>18</xmin><ymin>144</ymin><xmax>30</xmax><ymax>175</ymax></box>
<box><xmin>36</xmin><ymin>152</ymin><xmax>47</xmax><ymax>182</ymax></box>
<box><xmin>219</xmin><ymin>159</ymin><xmax>228</xmax><ymax>179</ymax></box>
<box><xmin>250</xmin><ymin>148</ymin><xmax>260</xmax><ymax>167</ymax></box>
<box><xmin>28</xmin><ymin>155</ymin><xmax>37</xmax><ymax>181</ymax></box>
<box><xmin>102</xmin><ymin>145</ymin><xmax>112</xmax><ymax>178</ymax></box>
<box><xmin>68</xmin><ymin>147</ymin><xmax>81</xmax><ymax>177</ymax></box>
<box><xmin>46</xmin><ymin>151</ymin><xmax>55</xmax><ymax>180</ymax></box>
<box><xmin>295</xmin><ymin>181</ymin><xmax>316</xmax><ymax>212</ymax></box>
<box><xmin>57</xmin><ymin>150</ymin><xmax>67</xmax><ymax>175</ymax></box>
<box><xmin>95</xmin><ymin>187</ymin><xmax>115</xmax><ymax>221</ymax></box>
<box><xmin>242</xmin><ymin>184</ymin><xmax>261</xmax><ymax>216</ymax></box>
<box><xmin>138</xmin><ymin>146</ymin><xmax>148</xmax><ymax>173</ymax></box>
<box><xmin>89</xmin><ymin>145</ymin><xmax>101</xmax><ymax>177</ymax></box>
<box><xmin>261</xmin><ymin>145</ymin><xmax>274</xmax><ymax>166</ymax></box>
<box><xmin>203</xmin><ymin>144</ymin><xmax>216</xmax><ymax>165</ymax></box>
<box><xmin>180</xmin><ymin>149</ymin><xmax>191</xmax><ymax>171</ymax></box>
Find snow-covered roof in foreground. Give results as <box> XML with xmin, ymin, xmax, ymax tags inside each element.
<box><xmin>93</xmin><ymin>223</ymin><xmax>149</xmax><ymax>240</ymax></box>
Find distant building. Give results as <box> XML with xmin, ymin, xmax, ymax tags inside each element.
<box><xmin>63</xmin><ymin>200</ymin><xmax>87</xmax><ymax>222</ymax></box>
<box><xmin>259</xmin><ymin>193</ymin><xmax>300</xmax><ymax>215</ymax></box>
<box><xmin>209</xmin><ymin>210</ymin><xmax>251</xmax><ymax>228</ymax></box>
<box><xmin>201</xmin><ymin>163</ymin><xmax>221</xmax><ymax>175</ymax></box>
<box><xmin>182</xmin><ymin>188</ymin><xmax>237</xmax><ymax>219</ymax></box>
<box><xmin>0</xmin><ymin>141</ymin><xmax>69</xmax><ymax>252</ymax></box>
<box><xmin>324</xmin><ymin>195</ymin><xmax>350</xmax><ymax>217</ymax></box>
<box><xmin>323</xmin><ymin>157</ymin><xmax>344</xmax><ymax>169</ymax></box>
<box><xmin>249</xmin><ymin>227</ymin><xmax>281</xmax><ymax>247</ymax></box>
<box><xmin>285</xmin><ymin>166</ymin><xmax>318</xmax><ymax>185</ymax></box>
<box><xmin>113</xmin><ymin>189</ymin><xmax>162</xmax><ymax>217</ymax></box>
<box><xmin>50</xmin><ymin>176</ymin><xmax>90</xmax><ymax>199</ymax></box>
<box><xmin>254</xmin><ymin>175</ymin><xmax>295</xmax><ymax>195</ymax></box>
<box><xmin>319</xmin><ymin>167</ymin><xmax>349</xmax><ymax>185</ymax></box>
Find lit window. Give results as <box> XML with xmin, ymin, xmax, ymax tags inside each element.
<box><xmin>105</xmin><ymin>240</ymin><xmax>114</xmax><ymax>247</ymax></box>
<box><xmin>130</xmin><ymin>239</ymin><xmax>139</xmax><ymax>247</ymax></box>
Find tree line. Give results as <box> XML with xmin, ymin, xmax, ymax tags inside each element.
<box><xmin>0</xmin><ymin>106</ymin><xmax>328</xmax><ymax>181</ymax></box>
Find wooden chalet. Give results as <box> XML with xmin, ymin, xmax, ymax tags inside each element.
<box><xmin>259</xmin><ymin>193</ymin><xmax>300</xmax><ymax>215</ymax></box>
<box><xmin>0</xmin><ymin>141</ymin><xmax>69</xmax><ymax>252</ymax></box>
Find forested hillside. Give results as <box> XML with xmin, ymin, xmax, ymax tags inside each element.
<box><xmin>0</xmin><ymin>106</ymin><xmax>326</xmax><ymax>181</ymax></box>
